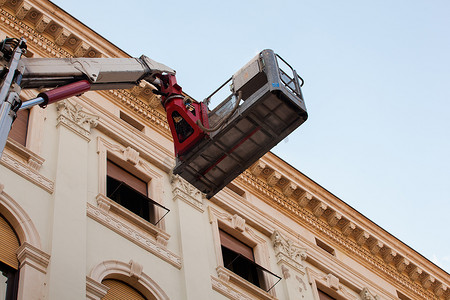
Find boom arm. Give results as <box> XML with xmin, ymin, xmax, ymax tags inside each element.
<box><xmin>0</xmin><ymin>37</ymin><xmax>181</xmax><ymax>156</ymax></box>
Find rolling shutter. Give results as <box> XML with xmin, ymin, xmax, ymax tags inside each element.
<box><xmin>219</xmin><ymin>229</ymin><xmax>254</xmax><ymax>261</ymax></box>
<box><xmin>0</xmin><ymin>214</ymin><xmax>20</xmax><ymax>269</ymax></box>
<box><xmin>107</xmin><ymin>160</ymin><xmax>147</xmax><ymax>196</ymax></box>
<box><xmin>8</xmin><ymin>109</ymin><xmax>29</xmax><ymax>146</ymax></box>
<box><xmin>102</xmin><ymin>279</ymin><xmax>147</xmax><ymax>300</ymax></box>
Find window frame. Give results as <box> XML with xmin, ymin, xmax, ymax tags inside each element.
<box><xmin>209</xmin><ymin>206</ymin><xmax>277</xmax><ymax>300</ymax></box>
<box><xmin>94</xmin><ymin>137</ymin><xmax>172</xmax><ymax>246</ymax></box>
<box><xmin>0</xmin><ymin>261</ymin><xmax>19</xmax><ymax>300</ymax></box>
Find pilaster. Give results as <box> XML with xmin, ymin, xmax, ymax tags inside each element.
<box><xmin>47</xmin><ymin>100</ymin><xmax>98</xmax><ymax>300</ymax></box>
<box><xmin>271</xmin><ymin>230</ymin><xmax>311</xmax><ymax>299</ymax></box>
<box><xmin>171</xmin><ymin>175</ymin><xmax>212</xmax><ymax>299</ymax></box>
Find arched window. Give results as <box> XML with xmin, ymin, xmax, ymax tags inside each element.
<box><xmin>101</xmin><ymin>279</ymin><xmax>147</xmax><ymax>300</ymax></box>
<box><xmin>0</xmin><ymin>214</ymin><xmax>20</xmax><ymax>299</ymax></box>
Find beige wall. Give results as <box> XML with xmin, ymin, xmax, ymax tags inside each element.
<box><xmin>0</xmin><ymin>1</ymin><xmax>448</xmax><ymax>299</ymax></box>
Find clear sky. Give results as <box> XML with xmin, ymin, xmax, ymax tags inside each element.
<box><xmin>50</xmin><ymin>0</ymin><xmax>450</xmax><ymax>272</ymax></box>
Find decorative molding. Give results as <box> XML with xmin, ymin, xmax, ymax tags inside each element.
<box><xmin>250</xmin><ymin>161</ymin><xmax>266</xmax><ymax>177</ymax></box>
<box><xmin>271</xmin><ymin>230</ymin><xmax>307</xmax><ymax>272</ymax></box>
<box><xmin>213</xmin><ymin>268</ymin><xmax>276</xmax><ymax>300</ymax></box>
<box><xmin>266</xmin><ymin>171</ymin><xmax>281</xmax><ymax>186</ymax></box>
<box><xmin>231</xmin><ymin>214</ymin><xmax>246</xmax><ymax>232</ymax></box>
<box><xmin>237</xmin><ymin>170</ymin><xmax>439</xmax><ymax>299</ymax></box>
<box><xmin>16</xmin><ymin>241</ymin><xmax>50</xmax><ymax>274</ymax></box>
<box><xmin>171</xmin><ymin>174</ymin><xmax>204</xmax><ymax>212</ymax></box>
<box><xmin>87</xmin><ymin>203</ymin><xmax>181</xmax><ymax>269</ymax></box>
<box><xmin>327</xmin><ymin>211</ymin><xmax>342</xmax><ymax>227</ymax></box>
<box><xmin>0</xmin><ymin>151</ymin><xmax>54</xmax><ymax>193</ymax></box>
<box><xmin>360</xmin><ymin>287</ymin><xmax>379</xmax><ymax>300</ymax></box>
<box><xmin>307</xmin><ymin>268</ymin><xmax>355</xmax><ymax>300</ymax></box>
<box><xmin>5</xmin><ymin>139</ymin><xmax>45</xmax><ymax>171</ymax></box>
<box><xmin>211</xmin><ymin>276</ymin><xmax>253</xmax><ymax>300</ymax></box>
<box><xmin>124</xmin><ymin>146</ymin><xmax>139</xmax><ymax>165</ymax></box>
<box><xmin>297</xmin><ymin>191</ymin><xmax>313</xmax><ymax>208</ymax></box>
<box><xmin>56</xmin><ymin>99</ymin><xmax>99</xmax><ymax>141</ymax></box>
<box><xmin>86</xmin><ymin>276</ymin><xmax>109</xmax><ymax>300</ymax></box>
<box><xmin>129</xmin><ymin>260</ymin><xmax>143</xmax><ymax>279</ymax></box>
<box><xmin>88</xmin><ymin>260</ymin><xmax>170</xmax><ymax>300</ymax></box>
<box><xmin>282</xmin><ymin>182</ymin><xmax>297</xmax><ymax>198</ymax></box>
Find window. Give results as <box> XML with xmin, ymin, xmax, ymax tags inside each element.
<box><xmin>120</xmin><ymin>111</ymin><xmax>144</xmax><ymax>132</ymax></box>
<box><xmin>315</xmin><ymin>238</ymin><xmax>335</xmax><ymax>256</ymax></box>
<box><xmin>219</xmin><ymin>229</ymin><xmax>280</xmax><ymax>292</ymax></box>
<box><xmin>106</xmin><ymin>160</ymin><xmax>168</xmax><ymax>225</ymax></box>
<box><xmin>0</xmin><ymin>214</ymin><xmax>20</xmax><ymax>300</ymax></box>
<box><xmin>8</xmin><ymin>109</ymin><xmax>29</xmax><ymax>146</ymax></box>
<box><xmin>318</xmin><ymin>289</ymin><xmax>336</xmax><ymax>300</ymax></box>
<box><xmin>101</xmin><ymin>279</ymin><xmax>147</xmax><ymax>300</ymax></box>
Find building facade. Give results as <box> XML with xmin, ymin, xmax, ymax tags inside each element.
<box><xmin>0</xmin><ymin>0</ymin><xmax>448</xmax><ymax>299</ymax></box>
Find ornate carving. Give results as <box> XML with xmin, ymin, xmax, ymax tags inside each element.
<box><xmin>327</xmin><ymin>273</ymin><xmax>340</xmax><ymax>290</ymax></box>
<box><xmin>395</xmin><ymin>257</ymin><xmax>410</xmax><ymax>273</ymax></box>
<box><xmin>272</xmin><ymin>230</ymin><xmax>307</xmax><ymax>271</ymax></box>
<box><xmin>74</xmin><ymin>40</ymin><xmax>90</xmax><ymax>57</ymax></box>
<box><xmin>297</xmin><ymin>191</ymin><xmax>313</xmax><ymax>207</ymax></box>
<box><xmin>54</xmin><ymin>27</ymin><xmax>71</xmax><ymax>46</ymax></box>
<box><xmin>231</xmin><ymin>214</ymin><xmax>246</xmax><ymax>232</ymax></box>
<box><xmin>87</xmin><ymin>203</ymin><xmax>181</xmax><ymax>269</ymax></box>
<box><xmin>266</xmin><ymin>171</ymin><xmax>281</xmax><ymax>186</ymax></box>
<box><xmin>421</xmin><ymin>274</ymin><xmax>435</xmax><ymax>289</ymax></box>
<box><xmin>341</xmin><ymin>221</ymin><xmax>356</xmax><ymax>236</ymax></box>
<box><xmin>368</xmin><ymin>239</ymin><xmax>384</xmax><ymax>255</ymax></box>
<box><xmin>312</xmin><ymin>201</ymin><xmax>327</xmax><ymax>218</ymax></box>
<box><xmin>1</xmin><ymin>152</ymin><xmax>54</xmax><ymax>193</ymax></box>
<box><xmin>56</xmin><ymin>100</ymin><xmax>99</xmax><ymax>140</ymax></box>
<box><xmin>35</xmin><ymin>14</ymin><xmax>51</xmax><ymax>32</ymax></box>
<box><xmin>250</xmin><ymin>161</ymin><xmax>266</xmax><ymax>177</ymax></box>
<box><xmin>282</xmin><ymin>182</ymin><xmax>297</xmax><ymax>198</ymax></box>
<box><xmin>16</xmin><ymin>2</ymin><xmax>31</xmax><ymax>20</ymax></box>
<box><xmin>96</xmin><ymin>194</ymin><xmax>111</xmax><ymax>212</ymax></box>
<box><xmin>16</xmin><ymin>242</ymin><xmax>51</xmax><ymax>274</ymax></box>
<box><xmin>355</xmin><ymin>230</ymin><xmax>369</xmax><ymax>246</ymax></box>
<box><xmin>327</xmin><ymin>211</ymin><xmax>342</xmax><ymax>227</ymax></box>
<box><xmin>238</xmin><ymin>171</ymin><xmax>437</xmax><ymax>300</ymax></box>
<box><xmin>408</xmin><ymin>266</ymin><xmax>423</xmax><ymax>281</ymax></box>
<box><xmin>129</xmin><ymin>260</ymin><xmax>143</xmax><ymax>279</ymax></box>
<box><xmin>281</xmin><ymin>265</ymin><xmax>290</xmax><ymax>279</ymax></box>
<box><xmin>171</xmin><ymin>174</ymin><xmax>204</xmax><ymax>212</ymax></box>
<box><xmin>360</xmin><ymin>287</ymin><xmax>378</xmax><ymax>300</ymax></box>
<box><xmin>124</xmin><ymin>146</ymin><xmax>139</xmax><ymax>165</ymax></box>
<box><xmin>211</xmin><ymin>276</ymin><xmax>253</xmax><ymax>300</ymax></box>
<box><xmin>296</xmin><ymin>275</ymin><xmax>307</xmax><ymax>293</ymax></box>
<box><xmin>381</xmin><ymin>248</ymin><xmax>397</xmax><ymax>264</ymax></box>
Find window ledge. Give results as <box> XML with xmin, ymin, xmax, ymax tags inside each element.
<box><xmin>215</xmin><ymin>266</ymin><xmax>277</xmax><ymax>300</ymax></box>
<box><xmin>95</xmin><ymin>193</ymin><xmax>170</xmax><ymax>246</ymax></box>
<box><xmin>5</xmin><ymin>138</ymin><xmax>45</xmax><ymax>170</ymax></box>
<box><xmin>87</xmin><ymin>200</ymin><xmax>181</xmax><ymax>269</ymax></box>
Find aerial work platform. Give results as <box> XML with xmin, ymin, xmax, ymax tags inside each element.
<box><xmin>172</xmin><ymin>49</ymin><xmax>308</xmax><ymax>198</ymax></box>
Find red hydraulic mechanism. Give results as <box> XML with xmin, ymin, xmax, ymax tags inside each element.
<box><xmin>156</xmin><ymin>74</ymin><xmax>209</xmax><ymax>157</ymax></box>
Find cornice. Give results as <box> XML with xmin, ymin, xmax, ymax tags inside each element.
<box><xmin>237</xmin><ymin>167</ymin><xmax>449</xmax><ymax>299</ymax></box>
<box><xmin>0</xmin><ymin>0</ymin><xmax>171</xmax><ymax>138</ymax></box>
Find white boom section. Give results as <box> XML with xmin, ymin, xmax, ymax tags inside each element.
<box><xmin>20</xmin><ymin>55</ymin><xmax>175</xmax><ymax>90</ymax></box>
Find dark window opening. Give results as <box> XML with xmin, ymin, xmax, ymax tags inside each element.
<box><xmin>172</xmin><ymin>111</ymin><xmax>194</xmax><ymax>143</ymax></box>
<box><xmin>0</xmin><ymin>260</ymin><xmax>19</xmax><ymax>300</ymax></box>
<box><xmin>8</xmin><ymin>109</ymin><xmax>29</xmax><ymax>146</ymax></box>
<box><xmin>318</xmin><ymin>289</ymin><xmax>336</xmax><ymax>300</ymax></box>
<box><xmin>106</xmin><ymin>160</ymin><xmax>169</xmax><ymax>226</ymax></box>
<box><xmin>315</xmin><ymin>238</ymin><xmax>335</xmax><ymax>256</ymax></box>
<box><xmin>222</xmin><ymin>245</ymin><xmax>263</xmax><ymax>288</ymax></box>
<box><xmin>219</xmin><ymin>229</ymin><xmax>281</xmax><ymax>292</ymax></box>
<box><xmin>120</xmin><ymin>111</ymin><xmax>144</xmax><ymax>131</ymax></box>
<box><xmin>397</xmin><ymin>290</ymin><xmax>412</xmax><ymax>300</ymax></box>
<box><xmin>226</xmin><ymin>183</ymin><xmax>245</xmax><ymax>197</ymax></box>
